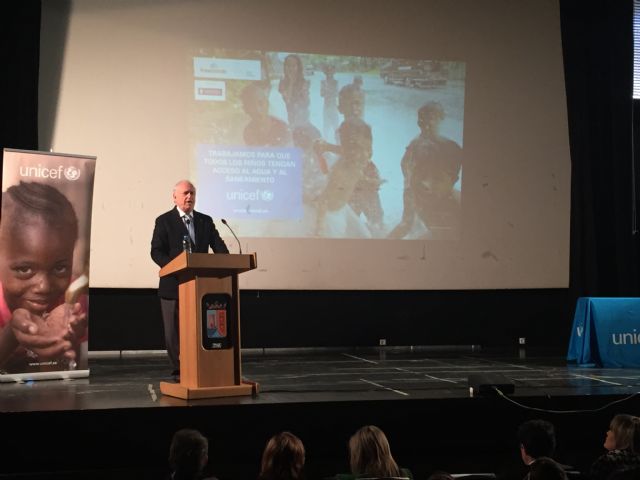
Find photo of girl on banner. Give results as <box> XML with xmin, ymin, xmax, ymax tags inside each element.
<box><xmin>0</xmin><ymin>150</ymin><xmax>95</xmax><ymax>378</ymax></box>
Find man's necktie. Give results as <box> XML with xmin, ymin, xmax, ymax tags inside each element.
<box><xmin>184</xmin><ymin>216</ymin><xmax>195</xmax><ymax>244</ymax></box>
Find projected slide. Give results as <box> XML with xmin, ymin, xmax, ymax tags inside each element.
<box><xmin>191</xmin><ymin>50</ymin><xmax>465</xmax><ymax>240</ymax></box>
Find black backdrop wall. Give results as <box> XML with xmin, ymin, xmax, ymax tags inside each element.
<box><xmin>1</xmin><ymin>1</ymin><xmax>637</xmax><ymax>351</ymax></box>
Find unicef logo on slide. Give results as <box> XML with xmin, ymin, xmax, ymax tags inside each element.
<box><xmin>226</xmin><ymin>189</ymin><xmax>275</xmax><ymax>202</ymax></box>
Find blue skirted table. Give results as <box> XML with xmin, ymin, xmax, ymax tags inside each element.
<box><xmin>567</xmin><ymin>297</ymin><xmax>640</xmax><ymax>367</ymax></box>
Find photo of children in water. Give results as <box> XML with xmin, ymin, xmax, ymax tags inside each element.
<box><xmin>313</xmin><ymin>84</ymin><xmax>383</xmax><ymax>238</ymax></box>
<box><xmin>192</xmin><ymin>50</ymin><xmax>464</xmax><ymax>240</ymax></box>
<box><xmin>388</xmin><ymin>102</ymin><xmax>462</xmax><ymax>240</ymax></box>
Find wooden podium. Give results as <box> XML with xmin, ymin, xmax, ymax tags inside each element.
<box><xmin>159</xmin><ymin>251</ymin><xmax>258</xmax><ymax>400</ymax></box>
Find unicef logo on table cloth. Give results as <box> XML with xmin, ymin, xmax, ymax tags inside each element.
<box><xmin>197</xmin><ymin>144</ymin><xmax>302</xmax><ymax>219</ymax></box>
<box><xmin>611</xmin><ymin>329</ymin><xmax>640</xmax><ymax>345</ymax></box>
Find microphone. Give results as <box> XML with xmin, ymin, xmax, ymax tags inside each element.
<box><xmin>221</xmin><ymin>218</ymin><xmax>242</xmax><ymax>254</ymax></box>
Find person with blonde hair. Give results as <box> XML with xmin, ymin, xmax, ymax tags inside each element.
<box><xmin>344</xmin><ymin>425</ymin><xmax>412</xmax><ymax>479</ymax></box>
<box><xmin>258</xmin><ymin>431</ymin><xmax>306</xmax><ymax>480</ymax></box>
<box><xmin>589</xmin><ymin>414</ymin><xmax>640</xmax><ymax>480</ymax></box>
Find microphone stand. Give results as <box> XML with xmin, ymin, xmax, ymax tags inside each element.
<box><xmin>221</xmin><ymin>219</ymin><xmax>242</xmax><ymax>254</ymax></box>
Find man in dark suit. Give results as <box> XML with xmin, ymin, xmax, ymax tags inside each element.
<box><xmin>150</xmin><ymin>180</ymin><xmax>228</xmax><ymax>377</ymax></box>
<box><xmin>518</xmin><ymin>419</ymin><xmax>577</xmax><ymax>480</ymax></box>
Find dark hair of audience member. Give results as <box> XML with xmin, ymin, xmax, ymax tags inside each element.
<box><xmin>517</xmin><ymin>419</ymin><xmax>557</xmax><ymax>458</ymax></box>
<box><xmin>259</xmin><ymin>431</ymin><xmax>305</xmax><ymax>480</ymax></box>
<box><xmin>609</xmin><ymin>414</ymin><xmax>640</xmax><ymax>452</ymax></box>
<box><xmin>169</xmin><ymin>428</ymin><xmax>210</xmax><ymax>480</ymax></box>
<box><xmin>607</xmin><ymin>466</ymin><xmax>640</xmax><ymax>480</ymax></box>
<box><xmin>529</xmin><ymin>457</ymin><xmax>568</xmax><ymax>480</ymax></box>
<box><xmin>349</xmin><ymin>425</ymin><xmax>401</xmax><ymax>477</ymax></box>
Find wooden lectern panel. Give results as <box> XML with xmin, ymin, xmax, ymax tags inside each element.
<box><xmin>179</xmin><ymin>276</ymin><xmax>236</xmax><ymax>388</ymax></box>
<box><xmin>159</xmin><ymin>252</ymin><xmax>257</xmax><ymax>399</ymax></box>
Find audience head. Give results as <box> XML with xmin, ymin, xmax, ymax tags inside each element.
<box><xmin>259</xmin><ymin>431</ymin><xmax>305</xmax><ymax>480</ymax></box>
<box><xmin>605</xmin><ymin>414</ymin><xmax>640</xmax><ymax>452</ymax></box>
<box><xmin>168</xmin><ymin>428</ymin><xmax>209</xmax><ymax>479</ymax></box>
<box><xmin>348</xmin><ymin>425</ymin><xmax>401</xmax><ymax>477</ymax></box>
<box><xmin>518</xmin><ymin>419</ymin><xmax>557</xmax><ymax>463</ymax></box>
<box><xmin>528</xmin><ymin>457</ymin><xmax>568</xmax><ymax>480</ymax></box>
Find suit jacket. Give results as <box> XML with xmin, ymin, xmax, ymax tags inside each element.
<box><xmin>150</xmin><ymin>207</ymin><xmax>229</xmax><ymax>298</ymax></box>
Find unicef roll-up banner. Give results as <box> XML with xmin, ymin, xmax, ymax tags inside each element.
<box><xmin>0</xmin><ymin>149</ymin><xmax>96</xmax><ymax>381</ymax></box>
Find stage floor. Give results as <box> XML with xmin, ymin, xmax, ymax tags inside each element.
<box><xmin>1</xmin><ymin>348</ymin><xmax>640</xmax><ymax>480</ymax></box>
<box><xmin>1</xmin><ymin>347</ymin><xmax>639</xmax><ymax>413</ymax></box>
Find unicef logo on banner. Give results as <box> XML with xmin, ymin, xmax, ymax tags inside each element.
<box><xmin>64</xmin><ymin>166</ymin><xmax>81</xmax><ymax>181</ymax></box>
<box><xmin>19</xmin><ymin>164</ymin><xmax>82</xmax><ymax>181</ymax></box>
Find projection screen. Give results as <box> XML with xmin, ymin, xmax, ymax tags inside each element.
<box><xmin>38</xmin><ymin>0</ymin><xmax>571</xmax><ymax>290</ymax></box>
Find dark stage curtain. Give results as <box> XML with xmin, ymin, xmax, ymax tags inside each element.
<box><xmin>561</xmin><ymin>0</ymin><xmax>638</xmax><ymax>298</ymax></box>
<box><xmin>0</xmin><ymin>1</ymin><xmax>40</xmax><ymax>160</ymax></box>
